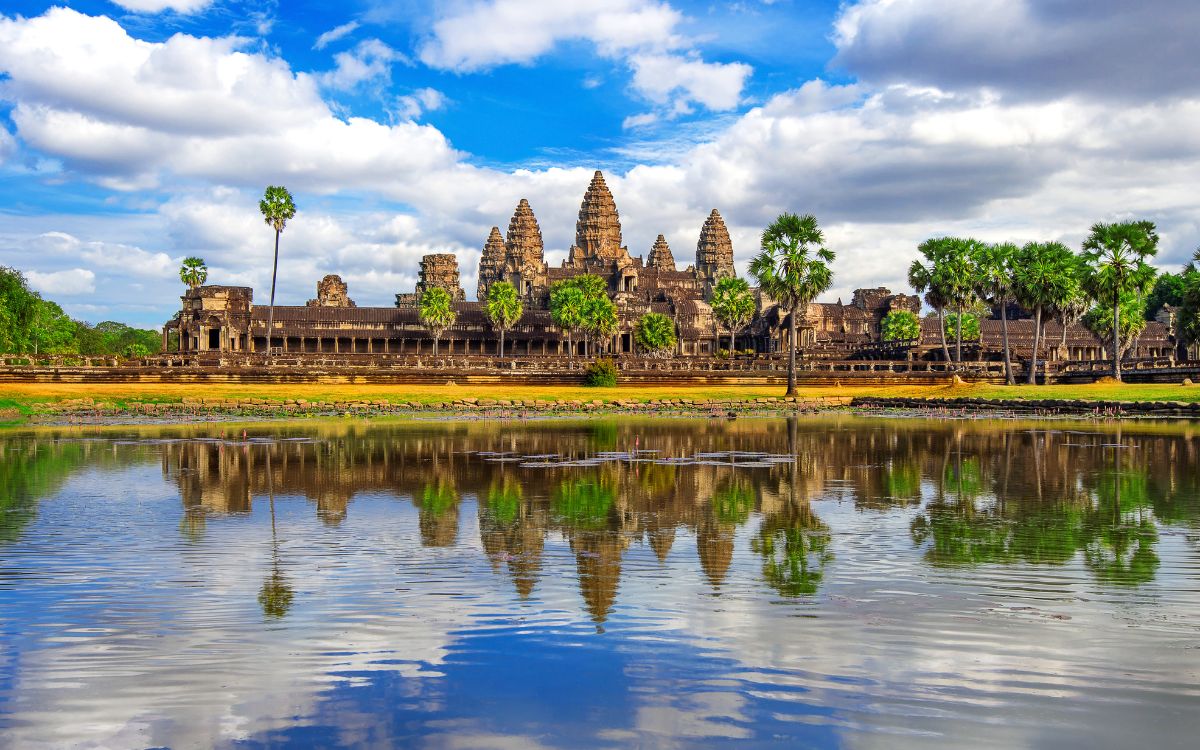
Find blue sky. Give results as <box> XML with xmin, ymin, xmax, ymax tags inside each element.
<box><xmin>1</xmin><ymin>1</ymin><xmax>1198</xmax><ymax>326</ymax></box>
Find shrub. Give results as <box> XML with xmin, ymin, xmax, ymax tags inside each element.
<box><xmin>740</xmin><ymin>348</ymin><xmax>755</xmax><ymax>357</ymax></box>
<box><xmin>715</xmin><ymin>348</ymin><xmax>730</xmax><ymax>359</ymax></box>
<box><xmin>881</xmin><ymin>310</ymin><xmax>920</xmax><ymax>342</ymax></box>
<box><xmin>584</xmin><ymin>358</ymin><xmax>618</xmax><ymax>387</ymax></box>
<box><xmin>634</xmin><ymin>312</ymin><xmax>676</xmax><ymax>357</ymax></box>
<box><xmin>943</xmin><ymin>312</ymin><xmax>981</xmax><ymax>341</ymax></box>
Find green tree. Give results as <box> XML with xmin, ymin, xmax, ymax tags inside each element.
<box><xmin>634</xmin><ymin>312</ymin><xmax>677</xmax><ymax>357</ymax></box>
<box><xmin>908</xmin><ymin>240</ymin><xmax>954</xmax><ymax>363</ymax></box>
<box><xmin>581</xmin><ymin>294</ymin><xmax>619</xmax><ymax>355</ymax></box>
<box><xmin>419</xmin><ymin>287</ymin><xmax>456</xmax><ymax>355</ymax></box>
<box><xmin>1054</xmin><ymin>255</ymin><xmax>1091</xmax><ymax>356</ymax></box>
<box><xmin>179</xmin><ymin>256</ymin><xmax>208</xmax><ymax>289</ymax></box>
<box><xmin>549</xmin><ymin>281</ymin><xmax>585</xmax><ymax>356</ymax></box>
<box><xmin>1014</xmin><ymin>241</ymin><xmax>1076</xmax><ymax>385</ymax></box>
<box><xmin>485</xmin><ymin>280</ymin><xmax>523</xmax><ymax>357</ymax></box>
<box><xmin>259</xmin><ymin>185</ymin><xmax>296</xmax><ymax>356</ymax></box>
<box><xmin>711</xmin><ymin>276</ymin><xmax>755</xmax><ymax>352</ymax></box>
<box><xmin>880</xmin><ymin>310</ymin><xmax>920</xmax><ymax>342</ymax></box>
<box><xmin>750</xmin><ymin>213</ymin><xmax>835</xmax><ymax>396</ymax></box>
<box><xmin>1081</xmin><ymin>221</ymin><xmax>1159</xmax><ymax>381</ymax></box>
<box><xmin>1083</xmin><ymin>296</ymin><xmax>1147</xmax><ymax>360</ymax></box>
<box><xmin>1144</xmin><ymin>272</ymin><xmax>1186</xmax><ymax>320</ymax></box>
<box><xmin>0</xmin><ymin>266</ymin><xmax>39</xmax><ymax>353</ymax></box>
<box><xmin>942</xmin><ymin>312</ymin><xmax>980</xmax><ymax>342</ymax></box>
<box><xmin>1181</xmin><ymin>252</ymin><xmax>1200</xmax><ymax>354</ymax></box>
<box><xmin>974</xmin><ymin>242</ymin><xmax>1019</xmax><ymax>384</ymax></box>
<box><xmin>29</xmin><ymin>299</ymin><xmax>78</xmax><ymax>355</ymax></box>
<box><xmin>941</xmin><ymin>238</ymin><xmax>985</xmax><ymax>364</ymax></box>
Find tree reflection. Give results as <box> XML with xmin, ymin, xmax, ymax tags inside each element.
<box><xmin>752</xmin><ymin>501</ymin><xmax>831</xmax><ymax>597</ymax></box>
<box><xmin>258</xmin><ymin>448</ymin><xmax>294</xmax><ymax>620</ymax></box>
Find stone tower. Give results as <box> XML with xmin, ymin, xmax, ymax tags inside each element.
<box><xmin>647</xmin><ymin>234</ymin><xmax>676</xmax><ymax>271</ymax></box>
<box><xmin>307</xmin><ymin>274</ymin><xmax>355</xmax><ymax>307</ymax></box>
<box><xmin>695</xmin><ymin>209</ymin><xmax>735</xmax><ymax>297</ymax></box>
<box><xmin>504</xmin><ymin>198</ymin><xmax>548</xmax><ymax>298</ymax></box>
<box><xmin>567</xmin><ymin>170</ymin><xmax>630</xmax><ymax>268</ymax></box>
<box><xmin>477</xmin><ymin>226</ymin><xmax>505</xmax><ymax>300</ymax></box>
<box><xmin>416</xmin><ymin>253</ymin><xmax>465</xmax><ymax>301</ymax></box>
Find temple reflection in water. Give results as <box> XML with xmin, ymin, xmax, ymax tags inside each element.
<box><xmin>148</xmin><ymin>417</ymin><xmax>1200</xmax><ymax>622</ymax></box>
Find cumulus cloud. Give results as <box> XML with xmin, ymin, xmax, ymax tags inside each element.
<box><xmin>109</xmin><ymin>0</ymin><xmax>214</xmax><ymax>13</ymax></box>
<box><xmin>26</xmin><ymin>268</ymin><xmax>96</xmax><ymax>295</ymax></box>
<box><xmin>395</xmin><ymin>88</ymin><xmax>447</xmax><ymax>121</ymax></box>
<box><xmin>418</xmin><ymin>0</ymin><xmax>751</xmax><ymax>119</ymax></box>
<box><xmin>318</xmin><ymin>38</ymin><xmax>408</xmax><ymax>91</ymax></box>
<box><xmin>833</xmin><ymin>0</ymin><xmax>1200</xmax><ymax>102</ymax></box>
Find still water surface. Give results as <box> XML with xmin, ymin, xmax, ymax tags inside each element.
<box><xmin>1</xmin><ymin>416</ymin><xmax>1199</xmax><ymax>748</ymax></box>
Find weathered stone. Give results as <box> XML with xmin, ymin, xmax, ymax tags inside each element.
<box><xmin>306</xmin><ymin>274</ymin><xmax>356</xmax><ymax>308</ymax></box>
<box><xmin>695</xmin><ymin>209</ymin><xmax>735</xmax><ymax>296</ymax></box>
<box><xmin>647</xmin><ymin>234</ymin><xmax>676</xmax><ymax>271</ymax></box>
<box><xmin>477</xmin><ymin>227</ymin><xmax>507</xmax><ymax>300</ymax></box>
<box><xmin>414</xmin><ymin>254</ymin><xmax>466</xmax><ymax>302</ymax></box>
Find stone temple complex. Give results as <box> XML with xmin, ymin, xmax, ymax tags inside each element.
<box><xmin>166</xmin><ymin>170</ymin><xmax>1176</xmax><ymax>363</ymax></box>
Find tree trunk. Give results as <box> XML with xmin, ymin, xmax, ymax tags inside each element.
<box><xmin>265</xmin><ymin>228</ymin><xmax>280</xmax><ymax>356</ymax></box>
<box><xmin>499</xmin><ymin>329</ymin><xmax>505</xmax><ymax>358</ymax></box>
<box><xmin>938</xmin><ymin>308</ymin><xmax>950</xmax><ymax>363</ymax></box>
<box><xmin>1028</xmin><ymin>306</ymin><xmax>1042</xmax><ymax>385</ymax></box>
<box><xmin>433</xmin><ymin>334</ymin><xmax>440</xmax><ymax>356</ymax></box>
<box><xmin>786</xmin><ymin>308</ymin><xmax>797</xmax><ymax>396</ymax></box>
<box><xmin>1000</xmin><ymin>301</ymin><xmax>1014</xmax><ymax>385</ymax></box>
<box><xmin>1113</xmin><ymin>301</ymin><xmax>1122</xmax><ymax>381</ymax></box>
<box><xmin>955</xmin><ymin>305</ymin><xmax>963</xmax><ymax>364</ymax></box>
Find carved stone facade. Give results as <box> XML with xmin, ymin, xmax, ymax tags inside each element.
<box><xmin>477</xmin><ymin>227</ymin><xmax>506</xmax><ymax>300</ymax></box>
<box><xmin>416</xmin><ymin>253</ymin><xmax>466</xmax><ymax>301</ymax></box>
<box><xmin>307</xmin><ymin>274</ymin><xmax>355</xmax><ymax>308</ymax></box>
<box><xmin>647</xmin><ymin>235</ymin><xmax>675</xmax><ymax>271</ymax></box>
<box><xmin>565</xmin><ymin>171</ymin><xmax>632</xmax><ymax>270</ymax></box>
<box><xmin>695</xmin><ymin>209</ymin><xmax>736</xmax><ymax>297</ymax></box>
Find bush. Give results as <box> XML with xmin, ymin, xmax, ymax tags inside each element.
<box><xmin>715</xmin><ymin>348</ymin><xmax>730</xmax><ymax>359</ymax></box>
<box><xmin>584</xmin><ymin>358</ymin><xmax>618</xmax><ymax>387</ymax></box>
<box><xmin>881</xmin><ymin>310</ymin><xmax>921</xmax><ymax>342</ymax></box>
<box><xmin>740</xmin><ymin>348</ymin><xmax>755</xmax><ymax>357</ymax></box>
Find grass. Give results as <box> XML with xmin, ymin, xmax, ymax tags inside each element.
<box><xmin>1</xmin><ymin>379</ymin><xmax>1197</xmax><ymax>420</ymax></box>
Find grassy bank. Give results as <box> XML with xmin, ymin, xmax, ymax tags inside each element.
<box><xmin>1</xmin><ymin>380</ymin><xmax>1197</xmax><ymax>424</ymax></box>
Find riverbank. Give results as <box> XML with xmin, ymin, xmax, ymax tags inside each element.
<box><xmin>2</xmin><ymin>380</ymin><xmax>1198</xmax><ymax>427</ymax></box>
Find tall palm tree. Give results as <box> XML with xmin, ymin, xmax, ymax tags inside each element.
<box><xmin>1015</xmin><ymin>241</ymin><xmax>1076</xmax><ymax>385</ymax></box>
<box><xmin>711</xmin><ymin>276</ymin><xmax>755</xmax><ymax>353</ymax></box>
<box><xmin>908</xmin><ymin>241</ymin><xmax>952</xmax><ymax>363</ymax></box>
<box><xmin>750</xmin><ymin>213</ymin><xmax>835</xmax><ymax>396</ymax></box>
<box><xmin>1082</xmin><ymin>221</ymin><xmax>1159</xmax><ymax>381</ymax></box>
<box><xmin>549</xmin><ymin>282</ymin><xmax>585</xmax><ymax>356</ymax></box>
<box><xmin>179</xmin><ymin>256</ymin><xmax>208</xmax><ymax>289</ymax></box>
<box><xmin>1054</xmin><ymin>255</ymin><xmax>1090</xmax><ymax>355</ymax></box>
<box><xmin>974</xmin><ymin>242</ymin><xmax>1018</xmax><ymax>384</ymax></box>
<box><xmin>581</xmin><ymin>295</ymin><xmax>619</xmax><ymax>356</ymax></box>
<box><xmin>485</xmin><ymin>280</ymin><xmax>523</xmax><ymax>357</ymax></box>
<box><xmin>259</xmin><ymin>185</ymin><xmax>296</xmax><ymax>357</ymax></box>
<box><xmin>941</xmin><ymin>238</ymin><xmax>984</xmax><ymax>364</ymax></box>
<box><xmin>419</xmin><ymin>286</ymin><xmax>457</xmax><ymax>355</ymax></box>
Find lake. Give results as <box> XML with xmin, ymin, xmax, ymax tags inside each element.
<box><xmin>1</xmin><ymin>416</ymin><xmax>1198</xmax><ymax>748</ymax></box>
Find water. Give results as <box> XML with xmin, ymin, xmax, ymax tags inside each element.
<box><xmin>1</xmin><ymin>416</ymin><xmax>1198</xmax><ymax>749</ymax></box>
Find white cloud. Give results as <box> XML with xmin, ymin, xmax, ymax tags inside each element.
<box><xmin>418</xmin><ymin>0</ymin><xmax>750</xmax><ymax>118</ymax></box>
<box><xmin>109</xmin><ymin>0</ymin><xmax>214</xmax><ymax>13</ymax></box>
<box><xmin>313</xmin><ymin>20</ymin><xmax>359</xmax><ymax>50</ymax></box>
<box><xmin>318</xmin><ymin>38</ymin><xmax>407</xmax><ymax>91</ymax></box>
<box><xmin>26</xmin><ymin>268</ymin><xmax>96</xmax><ymax>295</ymax></box>
<box><xmin>395</xmin><ymin>88</ymin><xmax>447</xmax><ymax>120</ymax></box>
<box><xmin>629</xmin><ymin>53</ymin><xmax>751</xmax><ymax>112</ymax></box>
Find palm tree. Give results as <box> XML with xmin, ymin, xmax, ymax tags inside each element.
<box><xmin>581</xmin><ymin>295</ymin><xmax>619</xmax><ymax>355</ymax></box>
<box><xmin>974</xmin><ymin>242</ymin><xmax>1018</xmax><ymax>384</ymax></box>
<box><xmin>909</xmin><ymin>240</ymin><xmax>953</xmax><ymax>363</ymax></box>
<box><xmin>1054</xmin><ymin>255</ymin><xmax>1090</xmax><ymax>356</ymax></box>
<box><xmin>634</xmin><ymin>312</ymin><xmax>677</xmax><ymax>358</ymax></box>
<box><xmin>485</xmin><ymin>280</ymin><xmax>523</xmax><ymax>357</ymax></box>
<box><xmin>1015</xmin><ymin>241</ymin><xmax>1076</xmax><ymax>385</ymax></box>
<box><xmin>711</xmin><ymin>276</ymin><xmax>755</xmax><ymax>353</ymax></box>
<box><xmin>549</xmin><ymin>281</ymin><xmax>585</xmax><ymax>356</ymax></box>
<box><xmin>1082</xmin><ymin>221</ymin><xmax>1159</xmax><ymax>381</ymax></box>
<box><xmin>179</xmin><ymin>257</ymin><xmax>208</xmax><ymax>289</ymax></box>
<box><xmin>419</xmin><ymin>287</ymin><xmax>457</xmax><ymax>355</ymax></box>
<box><xmin>259</xmin><ymin>185</ymin><xmax>296</xmax><ymax>357</ymax></box>
<box><xmin>942</xmin><ymin>238</ymin><xmax>984</xmax><ymax>364</ymax></box>
<box><xmin>750</xmin><ymin>213</ymin><xmax>835</xmax><ymax>396</ymax></box>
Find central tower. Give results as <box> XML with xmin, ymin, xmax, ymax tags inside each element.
<box><xmin>566</xmin><ymin>171</ymin><xmax>630</xmax><ymax>268</ymax></box>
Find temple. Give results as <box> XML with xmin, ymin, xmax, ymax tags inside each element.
<box><xmin>165</xmin><ymin>170</ymin><xmax>1177</xmax><ymax>363</ymax></box>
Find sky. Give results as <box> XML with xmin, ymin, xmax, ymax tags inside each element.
<box><xmin>0</xmin><ymin>0</ymin><xmax>1198</xmax><ymax>327</ymax></box>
